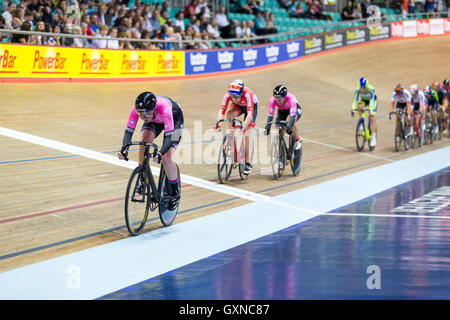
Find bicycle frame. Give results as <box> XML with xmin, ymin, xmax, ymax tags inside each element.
<box><xmin>355</xmin><ymin>106</ymin><xmax>372</xmax><ymax>151</ymax></box>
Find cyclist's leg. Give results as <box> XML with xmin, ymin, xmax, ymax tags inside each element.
<box><xmin>161</xmin><ymin>118</ymin><xmax>183</xmax><ymax>198</ymax></box>
<box><xmin>243</xmin><ymin>104</ymin><xmax>258</xmax><ymax>173</ymax></box>
<box><xmin>291</xmin><ymin>103</ymin><xmax>303</xmax><ymax>148</ymax></box>
<box><xmin>139</xmin><ymin>123</ymin><xmax>160</xmax><ymax>165</ymax></box>
<box><xmin>224</xmin><ymin>104</ymin><xmax>241</xmax><ymax>128</ymax></box>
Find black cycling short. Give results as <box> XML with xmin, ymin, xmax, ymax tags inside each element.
<box><xmin>232</xmin><ymin>103</ymin><xmax>258</xmax><ymax>125</ymax></box>
<box><xmin>276</xmin><ymin>103</ymin><xmax>302</xmax><ymax>122</ymax></box>
<box><xmin>412</xmin><ymin>102</ymin><xmax>421</xmax><ymax>112</ymax></box>
<box><xmin>141</xmin><ymin>98</ymin><xmax>184</xmax><ymax>152</ymax></box>
<box><xmin>395</xmin><ymin>102</ymin><xmax>408</xmax><ymax>110</ymax></box>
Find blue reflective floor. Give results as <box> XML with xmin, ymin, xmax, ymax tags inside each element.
<box><xmin>101</xmin><ymin>168</ymin><xmax>450</xmax><ymax>300</ymax></box>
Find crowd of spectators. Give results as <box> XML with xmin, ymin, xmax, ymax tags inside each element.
<box><xmin>0</xmin><ymin>0</ymin><xmax>283</xmax><ymax>49</ymax></box>
<box><xmin>279</xmin><ymin>0</ymin><xmax>332</xmax><ymax>20</ymax></box>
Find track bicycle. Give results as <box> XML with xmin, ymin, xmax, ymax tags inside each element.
<box><xmin>121</xmin><ymin>141</ymin><xmax>181</xmax><ymax>236</ymax></box>
<box><xmin>267</xmin><ymin>120</ymin><xmax>302</xmax><ymax>180</ymax></box>
<box><xmin>353</xmin><ymin>106</ymin><xmax>374</xmax><ymax>151</ymax></box>
<box><xmin>216</xmin><ymin>118</ymin><xmax>248</xmax><ymax>184</ymax></box>
<box><xmin>410</xmin><ymin>110</ymin><xmax>424</xmax><ymax>149</ymax></box>
<box><xmin>390</xmin><ymin>109</ymin><xmax>412</xmax><ymax>152</ymax></box>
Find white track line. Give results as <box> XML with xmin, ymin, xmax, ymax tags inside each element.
<box><xmin>0</xmin><ymin>126</ymin><xmax>319</xmax><ymax>212</ymax></box>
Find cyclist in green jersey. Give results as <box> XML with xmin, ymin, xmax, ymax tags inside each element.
<box><xmin>351</xmin><ymin>77</ymin><xmax>378</xmax><ymax>148</ymax></box>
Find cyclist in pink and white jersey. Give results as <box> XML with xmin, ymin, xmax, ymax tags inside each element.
<box><xmin>118</xmin><ymin>92</ymin><xmax>184</xmax><ymax>207</ymax></box>
<box><xmin>264</xmin><ymin>85</ymin><xmax>303</xmax><ymax>150</ymax></box>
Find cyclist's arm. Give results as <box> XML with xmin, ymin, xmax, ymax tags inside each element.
<box><xmin>160</xmin><ymin>106</ymin><xmax>175</xmax><ymax>156</ymax></box>
<box><xmin>267</xmin><ymin>97</ymin><xmax>276</xmax><ymax>124</ymax></box>
<box><xmin>243</xmin><ymin>92</ymin><xmax>254</xmax><ymax>130</ymax></box>
<box><xmin>352</xmin><ymin>89</ymin><xmax>360</xmax><ymax>110</ymax></box>
<box><xmin>122</xmin><ymin>107</ymin><xmax>139</xmax><ymax>148</ymax></box>
<box><xmin>218</xmin><ymin>94</ymin><xmax>230</xmax><ymax>121</ymax></box>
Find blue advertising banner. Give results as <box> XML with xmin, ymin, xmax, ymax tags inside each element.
<box><xmin>185</xmin><ymin>39</ymin><xmax>304</xmax><ymax>75</ymax></box>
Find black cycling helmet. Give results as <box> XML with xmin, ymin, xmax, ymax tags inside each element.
<box><xmin>273</xmin><ymin>85</ymin><xmax>287</xmax><ymax>98</ymax></box>
<box><xmin>443</xmin><ymin>79</ymin><xmax>449</xmax><ymax>87</ymax></box>
<box><xmin>135</xmin><ymin>92</ymin><xmax>157</xmax><ymax>112</ymax></box>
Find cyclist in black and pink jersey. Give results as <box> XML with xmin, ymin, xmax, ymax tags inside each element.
<box><xmin>118</xmin><ymin>92</ymin><xmax>183</xmax><ymax>208</ymax></box>
<box><xmin>264</xmin><ymin>85</ymin><xmax>303</xmax><ymax>150</ymax></box>
<box><xmin>389</xmin><ymin>84</ymin><xmax>413</xmax><ymax>132</ymax></box>
<box><xmin>216</xmin><ymin>79</ymin><xmax>259</xmax><ymax>175</ymax></box>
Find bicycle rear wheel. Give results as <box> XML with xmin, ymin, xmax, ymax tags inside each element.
<box><xmin>270</xmin><ymin>134</ymin><xmax>285</xmax><ymax>180</ymax></box>
<box><xmin>355</xmin><ymin>118</ymin><xmax>365</xmax><ymax>152</ymax></box>
<box><xmin>158</xmin><ymin>164</ymin><xmax>180</xmax><ymax>227</ymax></box>
<box><xmin>125</xmin><ymin>166</ymin><xmax>151</xmax><ymax>236</ymax></box>
<box><xmin>217</xmin><ymin>134</ymin><xmax>234</xmax><ymax>184</ymax></box>
<box><xmin>404</xmin><ymin>123</ymin><xmax>411</xmax><ymax>151</ymax></box>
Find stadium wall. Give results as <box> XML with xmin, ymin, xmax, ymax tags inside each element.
<box><xmin>0</xmin><ymin>18</ymin><xmax>449</xmax><ymax>82</ymax></box>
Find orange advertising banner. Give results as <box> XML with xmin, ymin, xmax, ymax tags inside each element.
<box><xmin>0</xmin><ymin>44</ymin><xmax>185</xmax><ymax>79</ymax></box>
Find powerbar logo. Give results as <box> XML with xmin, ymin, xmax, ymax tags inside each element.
<box><xmin>265</xmin><ymin>46</ymin><xmax>279</xmax><ymax>63</ymax></box>
<box><xmin>217</xmin><ymin>51</ymin><xmax>234</xmax><ymax>70</ymax></box>
<box><xmin>243</xmin><ymin>49</ymin><xmax>257</xmax><ymax>67</ymax></box>
<box><xmin>304</xmin><ymin>37</ymin><xmax>322</xmax><ymax>54</ymax></box>
<box><xmin>417</xmin><ymin>20</ymin><xmax>430</xmax><ymax>35</ymax></box>
<box><xmin>81</xmin><ymin>53</ymin><xmax>109</xmax><ymax>71</ymax></box>
<box><xmin>286</xmin><ymin>41</ymin><xmax>300</xmax><ymax>58</ymax></box>
<box><xmin>324</xmin><ymin>33</ymin><xmax>344</xmax><ymax>49</ymax></box>
<box><xmin>0</xmin><ymin>50</ymin><xmax>17</xmax><ymax>69</ymax></box>
<box><xmin>190</xmin><ymin>53</ymin><xmax>207</xmax><ymax>72</ymax></box>
<box><xmin>368</xmin><ymin>25</ymin><xmax>390</xmax><ymax>40</ymax></box>
<box><xmin>346</xmin><ymin>29</ymin><xmax>367</xmax><ymax>44</ymax></box>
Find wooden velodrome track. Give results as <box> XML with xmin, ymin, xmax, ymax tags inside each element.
<box><xmin>1</xmin><ymin>36</ymin><xmax>449</xmax><ymax>273</ymax></box>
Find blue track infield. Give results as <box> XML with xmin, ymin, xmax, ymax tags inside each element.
<box><xmin>101</xmin><ymin>167</ymin><xmax>450</xmax><ymax>300</ymax></box>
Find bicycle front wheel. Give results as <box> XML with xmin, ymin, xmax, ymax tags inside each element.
<box><xmin>355</xmin><ymin>118</ymin><xmax>365</xmax><ymax>152</ymax></box>
<box><xmin>394</xmin><ymin>120</ymin><xmax>402</xmax><ymax>152</ymax></box>
<box><xmin>125</xmin><ymin>166</ymin><xmax>151</xmax><ymax>236</ymax></box>
<box><xmin>217</xmin><ymin>134</ymin><xmax>234</xmax><ymax>184</ymax></box>
<box><xmin>270</xmin><ymin>134</ymin><xmax>285</xmax><ymax>180</ymax></box>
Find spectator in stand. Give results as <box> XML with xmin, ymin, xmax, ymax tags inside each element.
<box><xmin>89</xmin><ymin>13</ymin><xmax>100</xmax><ymax>34</ymax></box>
<box><xmin>342</xmin><ymin>0</ymin><xmax>357</xmax><ymax>20</ymax></box>
<box><xmin>183</xmin><ymin>24</ymin><xmax>196</xmax><ymax>49</ymax></box>
<box><xmin>149</xmin><ymin>10</ymin><xmax>161</xmax><ymax>34</ymax></box>
<box><xmin>33</xmin><ymin>20</ymin><xmax>47</xmax><ymax>44</ymax></box>
<box><xmin>72</xmin><ymin>25</ymin><xmax>88</xmax><ymax>47</ymax></box>
<box><xmin>230</xmin><ymin>0</ymin><xmax>252</xmax><ymax>14</ymax></box>
<box><xmin>47</xmin><ymin>24</ymin><xmax>62</xmax><ymax>46</ymax></box>
<box><xmin>289</xmin><ymin>1</ymin><xmax>309</xmax><ymax>18</ymax></box>
<box><xmin>104</xmin><ymin>6</ymin><xmax>117</xmax><ymax>27</ymax></box>
<box><xmin>278</xmin><ymin>0</ymin><xmax>291</xmax><ymax>9</ymax></box>
<box><xmin>206</xmin><ymin>17</ymin><xmax>220</xmax><ymax>39</ymax></box>
<box><xmin>227</xmin><ymin>19</ymin><xmax>239</xmax><ymax>39</ymax></box>
<box><xmin>247</xmin><ymin>0</ymin><xmax>263</xmax><ymax>14</ymax></box>
<box><xmin>11</xmin><ymin>21</ymin><xmax>32</xmax><ymax>44</ymax></box>
<box><xmin>424</xmin><ymin>0</ymin><xmax>436</xmax><ymax>16</ymax></box>
<box><xmin>92</xmin><ymin>24</ymin><xmax>109</xmax><ymax>48</ymax></box>
<box><xmin>174</xmin><ymin>11</ymin><xmax>185</xmax><ymax>32</ymax></box>
<box><xmin>235</xmin><ymin>19</ymin><xmax>248</xmax><ymax>38</ymax></box>
<box><xmin>197</xmin><ymin>14</ymin><xmax>208</xmax><ymax>32</ymax></box>
<box><xmin>118</xmin><ymin>30</ymin><xmax>133</xmax><ymax>49</ymax></box>
<box><xmin>23</xmin><ymin>10</ymin><xmax>35</xmax><ymax>29</ymax></box>
<box><xmin>196</xmin><ymin>0</ymin><xmax>211</xmax><ymax>19</ymax></box>
<box><xmin>215</xmin><ymin>5</ymin><xmax>230</xmax><ymax>38</ymax></box>
<box><xmin>254</xmin><ymin>10</ymin><xmax>267</xmax><ymax>35</ymax></box>
<box><xmin>184</xmin><ymin>0</ymin><xmax>199</xmax><ymax>19</ymax></box>
<box><xmin>162</xmin><ymin>24</ymin><xmax>176</xmax><ymax>49</ymax></box>
<box><xmin>2</xmin><ymin>1</ymin><xmax>16</xmax><ymax>29</ymax></box>
<box><xmin>106</xmin><ymin>27</ymin><xmax>119</xmax><ymax>49</ymax></box>
<box><xmin>62</xmin><ymin>24</ymin><xmax>75</xmax><ymax>47</ymax></box>
<box><xmin>198</xmin><ymin>31</ymin><xmax>211</xmax><ymax>49</ymax></box>
<box><xmin>97</xmin><ymin>3</ymin><xmax>107</xmax><ymax>26</ymax></box>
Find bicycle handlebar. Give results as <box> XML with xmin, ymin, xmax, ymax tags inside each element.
<box><xmin>267</xmin><ymin>120</ymin><xmax>289</xmax><ymax>128</ymax></box>
<box><xmin>121</xmin><ymin>141</ymin><xmax>159</xmax><ymax>161</ymax></box>
<box><xmin>216</xmin><ymin>118</ymin><xmax>244</xmax><ymax>129</ymax></box>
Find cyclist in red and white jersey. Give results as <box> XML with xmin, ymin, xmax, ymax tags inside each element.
<box><xmin>264</xmin><ymin>85</ymin><xmax>303</xmax><ymax>150</ymax></box>
<box><xmin>217</xmin><ymin>79</ymin><xmax>258</xmax><ymax>175</ymax></box>
<box><xmin>389</xmin><ymin>84</ymin><xmax>412</xmax><ymax>129</ymax></box>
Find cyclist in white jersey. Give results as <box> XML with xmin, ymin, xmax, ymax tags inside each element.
<box><xmin>389</xmin><ymin>84</ymin><xmax>412</xmax><ymax>129</ymax></box>
<box><xmin>409</xmin><ymin>84</ymin><xmax>427</xmax><ymax>133</ymax></box>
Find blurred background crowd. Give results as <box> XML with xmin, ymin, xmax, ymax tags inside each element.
<box><xmin>0</xmin><ymin>0</ymin><xmax>448</xmax><ymax>49</ymax></box>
